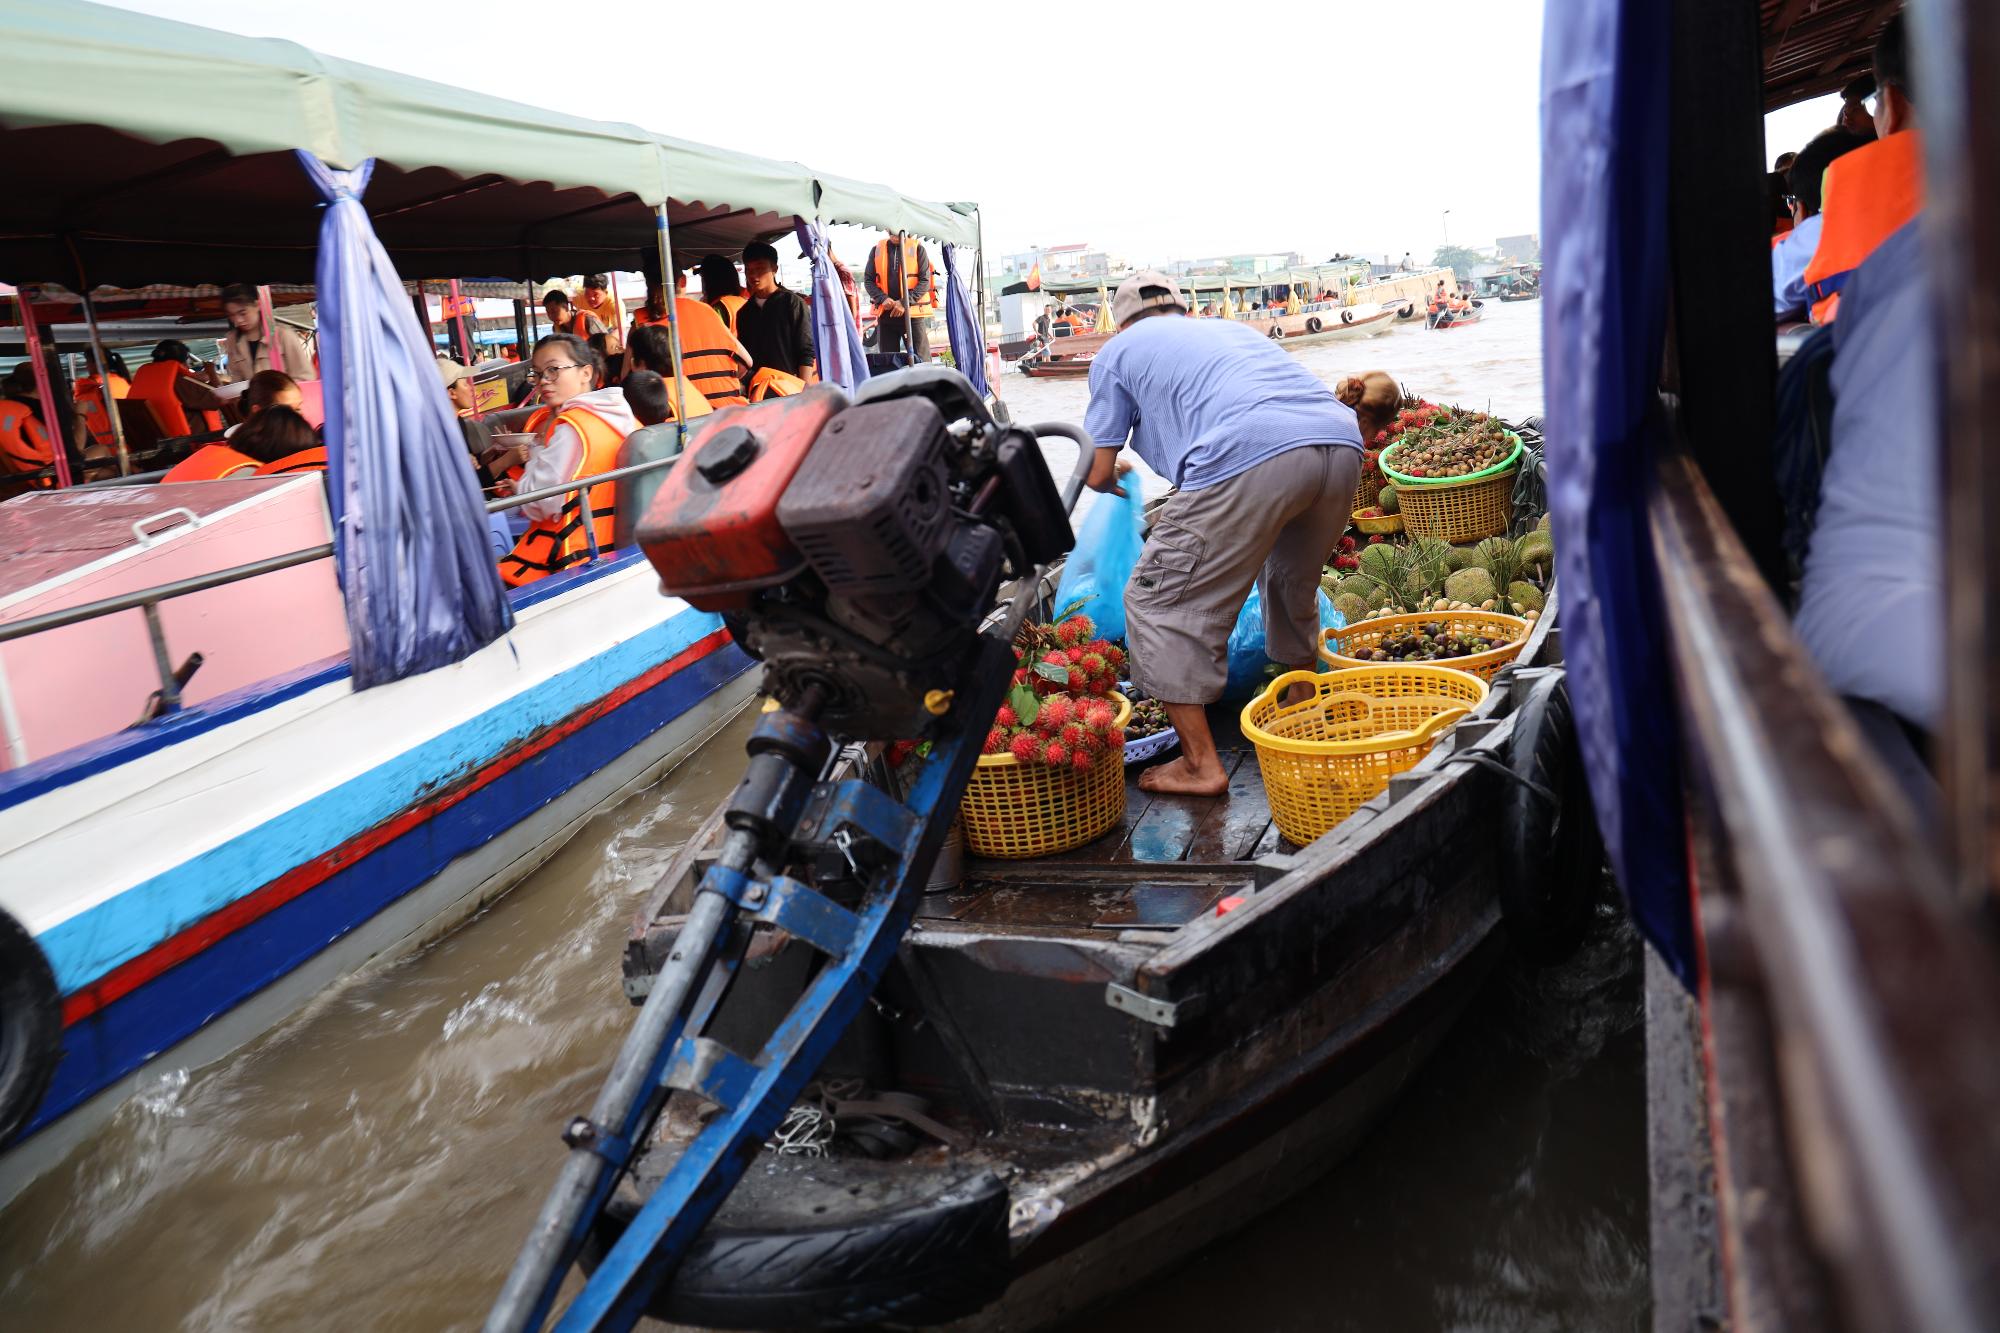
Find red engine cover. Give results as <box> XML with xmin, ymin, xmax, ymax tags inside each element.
<box><xmin>636</xmin><ymin>386</ymin><xmax>847</xmax><ymax>611</ymax></box>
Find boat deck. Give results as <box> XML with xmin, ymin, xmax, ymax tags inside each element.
<box><xmin>926</xmin><ymin>704</ymin><xmax>1286</xmax><ymax>936</ymax></box>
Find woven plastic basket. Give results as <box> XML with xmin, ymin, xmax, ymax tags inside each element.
<box><xmin>1379</xmin><ymin>431</ymin><xmax>1524</xmax><ymax>487</ymax></box>
<box><xmin>1316</xmin><ymin>612</ymin><xmax>1530</xmax><ymax>682</ymax></box>
<box><xmin>1354</xmin><ymin>470</ymin><xmax>1383</xmax><ymax>514</ymax></box>
<box><xmin>1379</xmin><ymin>432</ymin><xmax>1521</xmax><ymax>543</ymax></box>
<box><xmin>961</xmin><ymin>692</ymin><xmax>1132</xmax><ymax>858</ymax></box>
<box><xmin>1239</xmin><ymin>667</ymin><xmax>1486</xmax><ymax>845</ymax></box>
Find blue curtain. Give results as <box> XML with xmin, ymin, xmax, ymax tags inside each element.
<box><xmin>1540</xmin><ymin>0</ymin><xmax>1694</xmax><ymax>983</ymax></box>
<box><xmin>299</xmin><ymin>151</ymin><xmax>514</xmax><ymax>690</ymax></box>
<box><xmin>942</xmin><ymin>244</ymin><xmax>990</xmax><ymax>397</ymax></box>
<box><xmin>793</xmin><ymin>219</ymin><xmax>870</xmax><ymax>393</ymax></box>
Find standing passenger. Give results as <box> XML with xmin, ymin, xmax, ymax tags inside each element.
<box><xmin>626</xmin><ymin>280</ymin><xmax>752</xmax><ymax>408</ymax></box>
<box><xmin>219</xmin><ymin>283</ymin><xmax>314</xmax><ymax>381</ymax></box>
<box><xmin>865</xmin><ymin>232</ymin><xmax>935</xmax><ymax>365</ymax></box>
<box><xmin>697</xmin><ymin>255</ymin><xmax>748</xmax><ymax>334</ymax></box>
<box><xmin>574</xmin><ymin>275</ymin><xmax>626</xmax><ymax>357</ymax></box>
<box><xmin>736</xmin><ymin>241</ymin><xmax>818</xmax><ymax>396</ymax></box>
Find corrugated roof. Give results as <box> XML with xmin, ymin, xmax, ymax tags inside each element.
<box><xmin>1760</xmin><ymin>0</ymin><xmax>1900</xmax><ymax>109</ymax></box>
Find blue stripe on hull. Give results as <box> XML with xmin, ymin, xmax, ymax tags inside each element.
<box><xmin>28</xmin><ymin>640</ymin><xmax>754</xmax><ymax>1138</ymax></box>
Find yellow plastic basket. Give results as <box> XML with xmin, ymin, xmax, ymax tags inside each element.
<box><xmin>1316</xmin><ymin>612</ymin><xmax>1530</xmax><ymax>682</ymax></box>
<box><xmin>1351</xmin><ymin>508</ymin><xmax>1405</xmax><ymax>536</ymax></box>
<box><xmin>961</xmin><ymin>692</ymin><xmax>1132</xmax><ymax>858</ymax></box>
<box><xmin>1394</xmin><ymin>465</ymin><xmax>1518</xmax><ymax>543</ymax></box>
<box><xmin>1240</xmin><ymin>667</ymin><xmax>1487</xmax><ymax>846</ymax></box>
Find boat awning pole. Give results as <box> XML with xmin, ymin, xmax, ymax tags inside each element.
<box><xmin>652</xmin><ymin>205</ymin><xmax>693</xmax><ymax>426</ymax></box>
<box><xmin>256</xmin><ymin>283</ymin><xmax>279</xmax><ymax>375</ymax></box>
<box><xmin>448</xmin><ymin>278</ymin><xmax>473</xmax><ymax>364</ymax></box>
<box><xmin>77</xmin><ymin>292</ymin><xmax>131</xmax><ymax>476</ymax></box>
<box><xmin>13</xmin><ymin>287</ymin><xmax>75</xmax><ymax>488</ymax></box>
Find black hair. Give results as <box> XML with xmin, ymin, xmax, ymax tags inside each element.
<box><xmin>245</xmin><ymin>369</ymin><xmax>298</xmax><ymax>413</ymax></box>
<box><xmin>233</xmin><ymin>405</ymin><xmax>317</xmax><ymax>464</ymax></box>
<box><xmin>218</xmin><ymin>282</ymin><xmax>258</xmax><ymax>307</ymax></box>
<box><xmin>742</xmin><ymin>241</ymin><xmax>780</xmax><ymax>268</ymax></box>
<box><xmin>699</xmin><ymin>254</ymin><xmax>743</xmax><ymax>298</ymax></box>
<box><xmin>543</xmin><ymin>289</ymin><xmax>572</xmax><ymax>310</ymax></box>
<box><xmin>1774</xmin><ymin>150</ymin><xmax>1797</xmax><ymax>171</ymax></box>
<box><xmin>103</xmin><ymin>351</ymin><xmax>131</xmax><ymax>379</ymax></box>
<box><xmin>585</xmin><ymin>273</ymin><xmax>608</xmax><ymax>289</ymax></box>
<box><xmin>628</xmin><ymin>323</ymin><xmax>676</xmax><ymax>376</ymax></box>
<box><xmin>1874</xmin><ymin>12</ymin><xmax>1911</xmax><ymax>101</ymax></box>
<box><xmin>2</xmin><ymin>363</ymin><xmax>36</xmax><ymax>398</ymax></box>
<box><xmin>1787</xmin><ymin>127</ymin><xmax>1870</xmax><ymax>214</ymax></box>
<box><xmin>622</xmin><ymin>369</ymin><xmax>673</xmax><ymax>427</ymax></box>
<box><xmin>1840</xmin><ymin>73</ymin><xmax>1877</xmax><ymax>102</ymax></box>
<box><xmin>531</xmin><ymin>331</ymin><xmax>604</xmax><ymax>387</ymax></box>
<box><xmin>152</xmin><ymin>338</ymin><xmax>193</xmax><ymax>364</ymax></box>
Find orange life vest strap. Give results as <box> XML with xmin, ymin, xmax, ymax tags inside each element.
<box><xmin>254</xmin><ymin>446</ymin><xmax>329</xmax><ymax>476</ymax></box>
<box><xmin>498</xmin><ymin>405</ymin><xmax>626</xmax><ymax>586</ymax></box>
<box><xmin>1802</xmin><ymin>129</ymin><xmax>1924</xmax><ymax>324</ymax></box>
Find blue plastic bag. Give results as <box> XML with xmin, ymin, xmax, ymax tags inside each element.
<box><xmin>1053</xmin><ymin>483</ymin><xmax>1146</xmax><ymax>641</ymax></box>
<box><xmin>1225</xmin><ymin>585</ymin><xmax>1347</xmax><ymax>697</ymax></box>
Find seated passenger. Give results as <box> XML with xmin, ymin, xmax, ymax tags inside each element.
<box><xmin>75</xmin><ymin>352</ymin><xmax>131</xmax><ymax>452</ymax></box>
<box><xmin>622</xmin><ymin>369</ymin><xmax>675</xmax><ymax>429</ymax></box>
<box><xmin>224</xmin><ymin>369</ymin><xmax>302</xmax><ymax>437</ymax></box>
<box><xmin>1802</xmin><ymin>14</ymin><xmax>1922</xmax><ymax>325</ymax></box>
<box><xmin>626</xmin><ymin>281</ymin><xmax>752</xmax><ymax>408</ymax></box>
<box><xmin>574</xmin><ymin>274</ymin><xmax>625</xmax><ymax>358</ymax></box>
<box><xmin>0</xmin><ymin>363</ymin><xmax>58</xmax><ymax>497</ymax></box>
<box><xmin>496</xmin><ymin>333</ymin><xmax>634</xmax><ymax>587</ymax></box>
<box><xmin>236</xmin><ymin>406</ymin><xmax>326</xmax><ymax>476</ymax></box>
<box><xmin>698</xmin><ymin>254</ymin><xmax>748</xmax><ymax>335</ymax></box>
<box><xmin>128</xmin><ymin>339</ymin><xmax>225</xmax><ymax>438</ymax></box>
<box><xmin>543</xmin><ymin>290</ymin><xmax>609</xmax><ymax>361</ymax></box>
<box><xmin>625</xmin><ymin>324</ymin><xmax>717</xmax><ymax>420</ymax></box>
<box><xmin>1771</xmin><ymin>127</ymin><xmax>1869</xmax><ymax>319</ymax></box>
<box><xmin>160</xmin><ymin>440</ymin><xmax>259</xmax><ymax>482</ymax></box>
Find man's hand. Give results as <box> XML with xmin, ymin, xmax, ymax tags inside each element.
<box><xmin>1085</xmin><ymin>446</ymin><xmax>1132</xmax><ymax>497</ymax></box>
<box><xmin>880</xmin><ymin>299</ymin><xmax>905</xmax><ymax>318</ymax></box>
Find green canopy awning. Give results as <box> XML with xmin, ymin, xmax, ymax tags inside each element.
<box><xmin>0</xmin><ymin>0</ymin><xmax>977</xmax><ymax>287</ymax></box>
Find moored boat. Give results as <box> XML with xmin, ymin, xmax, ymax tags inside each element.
<box><xmin>0</xmin><ymin>1</ymin><xmax>989</xmax><ymax>1205</ymax></box>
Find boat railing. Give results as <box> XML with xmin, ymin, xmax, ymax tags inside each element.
<box><xmin>0</xmin><ymin>451</ymin><xmax>687</xmax><ymax>720</ymax></box>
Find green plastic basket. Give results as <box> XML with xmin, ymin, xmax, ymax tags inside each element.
<box><xmin>1380</xmin><ymin>430</ymin><xmax>1524</xmax><ymax>488</ymax></box>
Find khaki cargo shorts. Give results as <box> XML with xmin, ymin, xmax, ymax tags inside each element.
<box><xmin>1125</xmin><ymin>443</ymin><xmax>1361</xmax><ymax>705</ymax></box>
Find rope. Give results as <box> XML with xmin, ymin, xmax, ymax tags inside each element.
<box><xmin>1439</xmin><ymin>748</ymin><xmax>1558</xmax><ymax>809</ymax></box>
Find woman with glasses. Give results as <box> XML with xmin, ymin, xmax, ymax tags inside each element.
<box><xmin>496</xmin><ymin>333</ymin><xmax>637</xmax><ymax>587</ymax></box>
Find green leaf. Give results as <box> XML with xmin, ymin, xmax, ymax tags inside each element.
<box><xmin>1032</xmin><ymin>660</ymin><xmax>1069</xmax><ymax>685</ymax></box>
<box><xmin>1008</xmin><ymin>683</ymin><xmax>1040</xmax><ymax>726</ymax></box>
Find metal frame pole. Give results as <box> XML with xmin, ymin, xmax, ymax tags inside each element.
<box><xmin>256</xmin><ymin>283</ymin><xmax>280</xmax><ymax>376</ymax></box>
<box><xmin>449</xmin><ymin>278</ymin><xmax>475</xmax><ymax>365</ymax></box>
<box><xmin>77</xmin><ymin>292</ymin><xmax>132</xmax><ymax>477</ymax></box>
<box><xmin>893</xmin><ymin>230</ymin><xmax>914</xmax><ymax>366</ymax></box>
<box><xmin>653</xmin><ymin>206</ymin><xmax>693</xmax><ymax>423</ymax></box>
<box><xmin>13</xmin><ymin>287</ymin><xmax>75</xmax><ymax>488</ymax></box>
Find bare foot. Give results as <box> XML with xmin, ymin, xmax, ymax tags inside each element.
<box><xmin>1282</xmin><ymin>680</ymin><xmax>1317</xmax><ymax>707</ymax></box>
<box><xmin>1139</xmin><ymin>755</ymin><xmax>1230</xmax><ymax>797</ymax></box>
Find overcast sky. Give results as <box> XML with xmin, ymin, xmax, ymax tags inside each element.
<box><xmin>102</xmin><ymin>0</ymin><xmax>1548</xmax><ymax>268</ymax></box>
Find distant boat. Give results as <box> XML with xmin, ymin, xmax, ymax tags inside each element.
<box><xmin>1429</xmin><ymin>299</ymin><xmax>1487</xmax><ymax>329</ymax></box>
<box><xmin>1016</xmin><ymin>329</ymin><xmax>1111</xmax><ymax>378</ymax></box>
<box><xmin>1239</xmin><ymin>302</ymin><xmax>1401</xmax><ymax>349</ymax></box>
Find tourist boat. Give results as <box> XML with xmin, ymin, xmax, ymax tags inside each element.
<box><xmin>1015</xmin><ymin>329</ymin><xmax>1110</xmax><ymax>378</ymax></box>
<box><xmin>552</xmin><ymin>441</ymin><xmax>1586</xmax><ymax>1329</ymax></box>
<box><xmin>0</xmin><ymin>1</ymin><xmax>988</xmax><ymax>1206</ymax></box>
<box><xmin>1247</xmin><ymin>301</ymin><xmax>1401</xmax><ymax>344</ymax></box>
<box><xmin>1429</xmin><ymin>299</ymin><xmax>1486</xmax><ymax>329</ymax></box>
<box><xmin>1542</xmin><ymin>0</ymin><xmax>2000</xmax><ymax>1329</ymax></box>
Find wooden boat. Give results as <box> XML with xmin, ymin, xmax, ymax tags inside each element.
<box><xmin>1541</xmin><ymin>1</ymin><xmax>2000</xmax><ymax>1329</ymax></box>
<box><xmin>1015</xmin><ymin>330</ymin><xmax>1110</xmax><ymax>378</ymax></box>
<box><xmin>1428</xmin><ymin>299</ymin><xmax>1486</xmax><ymax>329</ymax></box>
<box><xmin>1244</xmin><ymin>302</ymin><xmax>1400</xmax><ymax>348</ymax></box>
<box><xmin>1498</xmin><ymin>288</ymin><xmax>1542</xmax><ymax>302</ymax></box>
<box><xmin>590</xmin><ymin>518</ymin><xmax>1589</xmax><ymax>1329</ymax></box>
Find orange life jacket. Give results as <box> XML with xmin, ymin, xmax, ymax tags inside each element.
<box><xmin>746</xmin><ymin>367</ymin><xmax>807</xmax><ymax>402</ymax></box>
<box><xmin>253</xmin><ymin>446</ymin><xmax>329</xmax><ymax>476</ymax></box>
<box><xmin>1803</xmin><ymin>129</ymin><xmax>1924</xmax><ymax>325</ymax></box>
<box><xmin>630</xmin><ymin>300</ymin><xmax>749</xmax><ymax>408</ymax></box>
<box><xmin>0</xmin><ymin>400</ymin><xmax>55</xmax><ymax>487</ymax></box>
<box><xmin>129</xmin><ymin>361</ymin><xmax>222</xmax><ymax>438</ymax></box>
<box><xmin>162</xmin><ymin>443</ymin><xmax>260</xmax><ymax>482</ymax></box>
<box><xmin>708</xmin><ymin>293</ymin><xmax>748</xmax><ymax>335</ymax></box>
<box><xmin>575</xmin><ymin>291</ymin><xmax>625</xmax><ymax>351</ymax></box>
<box><xmin>870</xmin><ymin>238</ymin><xmax>936</xmax><ymax>316</ymax></box>
<box><xmin>497</xmin><ymin>403</ymin><xmax>627</xmax><ymax>587</ymax></box>
<box><xmin>75</xmin><ymin>373</ymin><xmax>130</xmax><ymax>448</ymax></box>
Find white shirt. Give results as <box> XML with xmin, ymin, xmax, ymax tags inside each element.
<box><xmin>519</xmin><ymin>386</ymin><xmax>635</xmax><ymax>522</ymax></box>
<box><xmin>1771</xmin><ymin>213</ymin><xmax>1823</xmax><ymax>317</ymax></box>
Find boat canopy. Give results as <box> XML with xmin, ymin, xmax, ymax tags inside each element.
<box><xmin>0</xmin><ymin>0</ymin><xmax>978</xmax><ymax>288</ymax></box>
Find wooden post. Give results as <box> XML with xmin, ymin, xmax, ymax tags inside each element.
<box><xmin>1914</xmin><ymin>0</ymin><xmax>2000</xmax><ymax>901</ymax></box>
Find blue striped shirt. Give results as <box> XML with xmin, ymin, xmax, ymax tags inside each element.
<box><xmin>1083</xmin><ymin>314</ymin><xmax>1361</xmax><ymax>491</ymax></box>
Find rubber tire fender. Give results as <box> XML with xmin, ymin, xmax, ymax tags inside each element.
<box><xmin>0</xmin><ymin>908</ymin><xmax>60</xmax><ymax>1147</ymax></box>
<box><xmin>1267</xmin><ymin>324</ymin><xmax>1284</xmax><ymax>339</ymax></box>
<box><xmin>1341</xmin><ymin>309</ymin><xmax>1354</xmax><ymax>325</ymax></box>
<box><xmin>1500</xmin><ymin>671</ymin><xmax>1604</xmax><ymax>965</ymax></box>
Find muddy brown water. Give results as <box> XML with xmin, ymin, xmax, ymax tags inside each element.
<box><xmin>0</xmin><ymin>300</ymin><xmax>1648</xmax><ymax>1330</ymax></box>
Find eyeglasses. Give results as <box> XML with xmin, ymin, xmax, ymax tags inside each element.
<box><xmin>531</xmin><ymin>363</ymin><xmax>588</xmax><ymax>381</ymax></box>
<box><xmin>1783</xmin><ymin>194</ymin><xmax>1799</xmax><ymax>207</ymax></box>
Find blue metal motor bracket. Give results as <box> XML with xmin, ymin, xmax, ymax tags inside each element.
<box><xmin>488</xmin><ymin>629</ymin><xmax>1018</xmax><ymax>1333</ymax></box>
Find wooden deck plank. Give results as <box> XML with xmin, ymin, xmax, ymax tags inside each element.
<box><xmin>1185</xmin><ymin>750</ymin><xmax>1274</xmax><ymax>864</ymax></box>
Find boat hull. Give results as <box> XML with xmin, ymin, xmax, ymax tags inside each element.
<box><xmin>0</xmin><ymin>553</ymin><xmax>758</xmax><ymax>1202</ymax></box>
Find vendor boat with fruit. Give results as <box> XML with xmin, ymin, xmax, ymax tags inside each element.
<box><xmin>493</xmin><ymin>372</ymin><xmax>1587</xmax><ymax>1332</ymax></box>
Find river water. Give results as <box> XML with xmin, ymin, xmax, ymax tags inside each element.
<box><xmin>0</xmin><ymin>299</ymin><xmax>1648</xmax><ymax>1331</ymax></box>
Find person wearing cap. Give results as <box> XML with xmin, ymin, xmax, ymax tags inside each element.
<box><xmin>437</xmin><ymin>356</ymin><xmax>496</xmax><ymax>465</ymax></box>
<box><xmin>1084</xmin><ymin>270</ymin><xmax>1363</xmax><ymax>797</ymax></box>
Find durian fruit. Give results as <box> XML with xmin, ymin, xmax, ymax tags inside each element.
<box><xmin>1516</xmin><ymin>529</ymin><xmax>1554</xmax><ymax>579</ymax></box>
<box><xmin>1321</xmin><ymin>572</ymin><xmax>1343</xmax><ymax>599</ymax></box>
<box><xmin>1443</xmin><ymin>567</ymin><xmax>1497</xmax><ymax>606</ymax></box>
<box><xmin>1333</xmin><ymin>592</ymin><xmax>1370</xmax><ymax>626</ymax></box>
<box><xmin>1444</xmin><ymin>545</ymin><xmax>1476</xmax><ymax>572</ymax></box>
<box><xmin>1367</xmin><ymin>586</ymin><xmax>1394</xmax><ymax>610</ymax></box>
<box><xmin>1378</xmin><ymin>484</ymin><xmax>1400</xmax><ymax>515</ymax></box>
<box><xmin>1536</xmin><ymin>513</ymin><xmax>1551</xmax><ymax>533</ymax></box>
<box><xmin>1357</xmin><ymin>543</ymin><xmax>1401</xmax><ymax>581</ymax></box>
<box><xmin>1508</xmin><ymin>581</ymin><xmax>1546</xmax><ymax>614</ymax></box>
<box><xmin>1336</xmin><ymin>574</ymin><xmax>1374</xmax><ymax>602</ymax></box>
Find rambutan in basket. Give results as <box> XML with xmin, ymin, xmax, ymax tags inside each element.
<box><xmin>960</xmin><ymin>692</ymin><xmax>1132</xmax><ymax>858</ymax></box>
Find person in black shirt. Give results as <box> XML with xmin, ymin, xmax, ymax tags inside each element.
<box><xmin>735</xmin><ymin>242</ymin><xmax>818</xmax><ymax>384</ymax></box>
